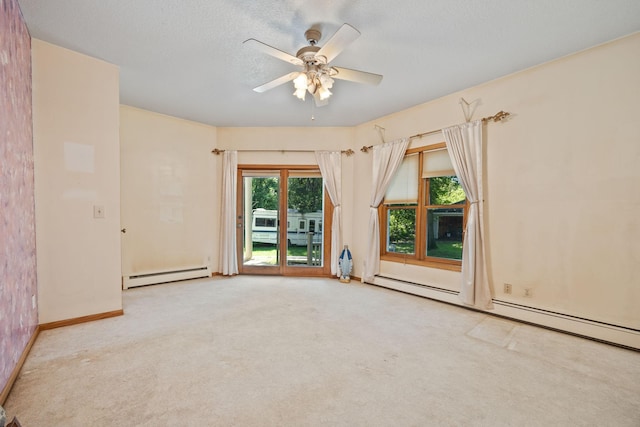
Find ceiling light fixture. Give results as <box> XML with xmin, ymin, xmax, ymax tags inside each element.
<box><xmin>245</xmin><ymin>24</ymin><xmax>382</xmax><ymax>107</ymax></box>
<box><xmin>292</xmin><ymin>64</ymin><xmax>335</xmax><ymax>102</ymax></box>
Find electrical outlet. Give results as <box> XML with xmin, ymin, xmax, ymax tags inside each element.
<box><xmin>524</xmin><ymin>288</ymin><xmax>533</xmax><ymax>298</ymax></box>
<box><xmin>93</xmin><ymin>205</ymin><xmax>105</xmax><ymax>219</ymax></box>
<box><xmin>504</xmin><ymin>283</ymin><xmax>512</xmax><ymax>294</ymax></box>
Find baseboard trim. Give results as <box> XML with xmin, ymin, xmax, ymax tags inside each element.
<box><xmin>2</xmin><ymin>309</ymin><xmax>125</xmax><ymax>404</ymax></box>
<box><xmin>0</xmin><ymin>325</ymin><xmax>40</xmax><ymax>405</ymax></box>
<box><xmin>367</xmin><ymin>275</ymin><xmax>640</xmax><ymax>350</ymax></box>
<box><xmin>39</xmin><ymin>309</ymin><xmax>124</xmax><ymax>331</ymax></box>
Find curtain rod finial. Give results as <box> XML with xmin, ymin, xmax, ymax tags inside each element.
<box><xmin>211</xmin><ymin>148</ymin><xmax>224</xmax><ymax>155</ymax></box>
<box><xmin>482</xmin><ymin>111</ymin><xmax>511</xmax><ymax>123</ymax></box>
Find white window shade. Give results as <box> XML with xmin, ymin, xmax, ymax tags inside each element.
<box><xmin>385</xmin><ymin>154</ymin><xmax>418</xmax><ymax>204</ymax></box>
<box><xmin>422</xmin><ymin>148</ymin><xmax>455</xmax><ymax>178</ymax></box>
<box><xmin>289</xmin><ymin>170</ymin><xmax>321</xmax><ymax>178</ymax></box>
<box><xmin>242</xmin><ymin>170</ymin><xmax>279</xmax><ymax>178</ymax></box>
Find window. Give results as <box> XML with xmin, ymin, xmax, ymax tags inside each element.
<box><xmin>255</xmin><ymin>217</ymin><xmax>276</xmax><ymax>228</ymax></box>
<box><xmin>381</xmin><ymin>143</ymin><xmax>467</xmax><ymax>270</ymax></box>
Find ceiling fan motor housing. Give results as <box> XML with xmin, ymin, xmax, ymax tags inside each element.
<box><xmin>304</xmin><ymin>29</ymin><xmax>322</xmax><ymax>45</ymax></box>
<box><xmin>296</xmin><ymin>45</ymin><xmax>324</xmax><ymax>65</ymax></box>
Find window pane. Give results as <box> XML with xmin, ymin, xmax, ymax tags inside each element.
<box><xmin>387</xmin><ymin>208</ymin><xmax>416</xmax><ymax>254</ymax></box>
<box><xmin>428</xmin><ymin>176</ymin><xmax>466</xmax><ymax>205</ymax></box>
<box><xmin>244</xmin><ymin>177</ymin><xmax>279</xmax><ymax>267</ymax></box>
<box><xmin>426</xmin><ymin>208</ymin><xmax>463</xmax><ymax>260</ymax></box>
<box><xmin>287</xmin><ymin>176</ymin><xmax>324</xmax><ymax>267</ymax></box>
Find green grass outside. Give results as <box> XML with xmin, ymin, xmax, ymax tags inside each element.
<box><xmin>251</xmin><ymin>243</ymin><xmax>309</xmax><ymax>257</ymax></box>
<box><xmin>251</xmin><ymin>240</ymin><xmax>462</xmax><ymax>262</ymax></box>
<box><xmin>428</xmin><ymin>240</ymin><xmax>463</xmax><ymax>259</ymax></box>
<box><xmin>248</xmin><ymin>244</ymin><xmax>322</xmax><ymax>266</ymax></box>
<box><xmin>391</xmin><ymin>240</ymin><xmax>462</xmax><ymax>260</ymax></box>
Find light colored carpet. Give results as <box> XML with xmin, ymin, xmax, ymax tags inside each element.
<box><xmin>4</xmin><ymin>276</ymin><xmax>640</xmax><ymax>426</ymax></box>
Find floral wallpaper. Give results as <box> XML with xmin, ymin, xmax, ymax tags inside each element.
<box><xmin>0</xmin><ymin>0</ymin><xmax>38</xmax><ymax>394</ymax></box>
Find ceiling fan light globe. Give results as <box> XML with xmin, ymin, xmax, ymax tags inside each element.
<box><xmin>319</xmin><ymin>86</ymin><xmax>332</xmax><ymax>100</ymax></box>
<box><xmin>294</xmin><ymin>88</ymin><xmax>306</xmax><ymax>100</ymax></box>
<box><xmin>293</xmin><ymin>73</ymin><xmax>308</xmax><ymax>89</ymax></box>
<box><xmin>319</xmin><ymin>74</ymin><xmax>334</xmax><ymax>89</ymax></box>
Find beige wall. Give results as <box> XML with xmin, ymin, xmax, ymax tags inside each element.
<box><xmin>216</xmin><ymin>126</ymin><xmax>354</xmax><ymax>163</ymax></box>
<box><xmin>352</xmin><ymin>33</ymin><xmax>640</xmax><ymax>347</ymax></box>
<box><xmin>32</xmin><ymin>39</ymin><xmax>122</xmax><ymax>323</ymax></box>
<box><xmin>120</xmin><ymin>106</ymin><xmax>218</xmax><ymax>275</ymax></box>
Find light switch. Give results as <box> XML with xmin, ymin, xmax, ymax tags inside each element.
<box><xmin>93</xmin><ymin>205</ymin><xmax>105</xmax><ymax>218</ymax></box>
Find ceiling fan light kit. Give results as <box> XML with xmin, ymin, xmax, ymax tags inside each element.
<box><xmin>245</xmin><ymin>23</ymin><xmax>383</xmax><ymax>107</ymax></box>
<box><xmin>292</xmin><ymin>66</ymin><xmax>335</xmax><ymax>101</ymax></box>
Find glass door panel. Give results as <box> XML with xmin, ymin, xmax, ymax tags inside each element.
<box><xmin>286</xmin><ymin>173</ymin><xmax>324</xmax><ymax>268</ymax></box>
<box><xmin>240</xmin><ymin>173</ymin><xmax>281</xmax><ymax>273</ymax></box>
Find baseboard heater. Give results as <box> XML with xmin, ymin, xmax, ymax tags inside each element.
<box><xmin>123</xmin><ymin>266</ymin><xmax>211</xmax><ymax>289</ymax></box>
<box><xmin>369</xmin><ymin>275</ymin><xmax>640</xmax><ymax>350</ymax></box>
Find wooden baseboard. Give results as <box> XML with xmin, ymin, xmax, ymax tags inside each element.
<box><xmin>1</xmin><ymin>309</ymin><xmax>125</xmax><ymax>405</ymax></box>
<box><xmin>39</xmin><ymin>309</ymin><xmax>124</xmax><ymax>331</ymax></box>
<box><xmin>0</xmin><ymin>325</ymin><xmax>40</xmax><ymax>406</ymax></box>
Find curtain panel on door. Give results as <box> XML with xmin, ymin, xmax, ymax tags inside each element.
<box><xmin>315</xmin><ymin>151</ymin><xmax>342</xmax><ymax>276</ymax></box>
<box><xmin>362</xmin><ymin>138</ymin><xmax>409</xmax><ymax>282</ymax></box>
<box><xmin>442</xmin><ymin>121</ymin><xmax>493</xmax><ymax>309</ymax></box>
<box><xmin>219</xmin><ymin>150</ymin><xmax>238</xmax><ymax>275</ymax></box>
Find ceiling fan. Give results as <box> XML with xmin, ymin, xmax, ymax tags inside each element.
<box><xmin>244</xmin><ymin>23</ymin><xmax>383</xmax><ymax>107</ymax></box>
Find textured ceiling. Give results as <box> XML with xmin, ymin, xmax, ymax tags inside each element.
<box><xmin>17</xmin><ymin>0</ymin><xmax>640</xmax><ymax>127</ymax></box>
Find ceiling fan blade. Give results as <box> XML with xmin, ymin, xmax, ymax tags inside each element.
<box><xmin>332</xmin><ymin>67</ymin><xmax>383</xmax><ymax>85</ymax></box>
<box><xmin>243</xmin><ymin>38</ymin><xmax>304</xmax><ymax>66</ymax></box>
<box><xmin>253</xmin><ymin>72</ymin><xmax>299</xmax><ymax>93</ymax></box>
<box><xmin>316</xmin><ymin>23</ymin><xmax>360</xmax><ymax>63</ymax></box>
<box><xmin>313</xmin><ymin>91</ymin><xmax>329</xmax><ymax>107</ymax></box>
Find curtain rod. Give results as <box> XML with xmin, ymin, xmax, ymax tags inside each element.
<box><xmin>360</xmin><ymin>110</ymin><xmax>511</xmax><ymax>153</ymax></box>
<box><xmin>211</xmin><ymin>148</ymin><xmax>355</xmax><ymax>156</ymax></box>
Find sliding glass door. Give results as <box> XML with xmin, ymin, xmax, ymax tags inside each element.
<box><xmin>238</xmin><ymin>167</ymin><xmax>330</xmax><ymax>276</ymax></box>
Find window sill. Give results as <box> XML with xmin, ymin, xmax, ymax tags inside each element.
<box><xmin>381</xmin><ymin>254</ymin><xmax>462</xmax><ymax>272</ymax></box>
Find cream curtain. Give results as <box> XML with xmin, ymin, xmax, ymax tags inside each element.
<box><xmin>219</xmin><ymin>150</ymin><xmax>238</xmax><ymax>275</ymax></box>
<box><xmin>362</xmin><ymin>138</ymin><xmax>410</xmax><ymax>282</ymax></box>
<box><xmin>442</xmin><ymin>121</ymin><xmax>493</xmax><ymax>309</ymax></box>
<box><xmin>315</xmin><ymin>151</ymin><xmax>342</xmax><ymax>276</ymax></box>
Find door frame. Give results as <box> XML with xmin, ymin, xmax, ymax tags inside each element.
<box><xmin>237</xmin><ymin>165</ymin><xmax>332</xmax><ymax>277</ymax></box>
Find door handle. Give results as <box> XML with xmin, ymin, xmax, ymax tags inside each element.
<box><xmin>121</xmin><ymin>228</ymin><xmax>126</xmax><ymax>234</ymax></box>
